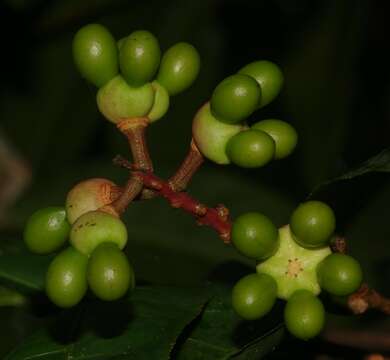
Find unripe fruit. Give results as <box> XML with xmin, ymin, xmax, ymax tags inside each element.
<box><xmin>226</xmin><ymin>129</ymin><xmax>275</xmax><ymax>168</ymax></box>
<box><xmin>24</xmin><ymin>207</ymin><xmax>70</xmax><ymax>254</ymax></box>
<box><xmin>87</xmin><ymin>242</ymin><xmax>135</xmax><ymax>301</ymax></box>
<box><xmin>252</xmin><ymin>119</ymin><xmax>297</xmax><ymax>159</ymax></box>
<box><xmin>284</xmin><ymin>290</ymin><xmax>325</xmax><ymax>340</ymax></box>
<box><xmin>210</xmin><ymin>74</ymin><xmax>261</xmax><ymax>124</ymax></box>
<box><xmin>97</xmin><ymin>75</ymin><xmax>155</xmax><ymax>123</ymax></box>
<box><xmin>46</xmin><ymin>247</ymin><xmax>88</xmax><ymax>308</ymax></box>
<box><xmin>70</xmin><ymin>210</ymin><xmax>127</xmax><ymax>256</ymax></box>
<box><xmin>232</xmin><ymin>273</ymin><xmax>277</xmax><ymax>320</ymax></box>
<box><xmin>148</xmin><ymin>81</ymin><xmax>170</xmax><ymax>122</ymax></box>
<box><xmin>238</xmin><ymin>60</ymin><xmax>283</xmax><ymax>108</ymax></box>
<box><xmin>232</xmin><ymin>212</ymin><xmax>279</xmax><ymax>260</ymax></box>
<box><xmin>72</xmin><ymin>24</ymin><xmax>118</xmax><ymax>87</ymax></box>
<box><xmin>290</xmin><ymin>201</ymin><xmax>336</xmax><ymax>249</ymax></box>
<box><xmin>157</xmin><ymin>42</ymin><xmax>200</xmax><ymax>95</ymax></box>
<box><xmin>192</xmin><ymin>102</ymin><xmax>247</xmax><ymax>164</ymax></box>
<box><xmin>317</xmin><ymin>253</ymin><xmax>362</xmax><ymax>296</ymax></box>
<box><xmin>66</xmin><ymin>178</ymin><xmax>119</xmax><ymax>224</ymax></box>
<box><xmin>119</xmin><ymin>30</ymin><xmax>160</xmax><ymax>87</ymax></box>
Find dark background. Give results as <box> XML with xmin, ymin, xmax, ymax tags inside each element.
<box><xmin>0</xmin><ymin>0</ymin><xmax>389</xmax><ymax>358</ymax></box>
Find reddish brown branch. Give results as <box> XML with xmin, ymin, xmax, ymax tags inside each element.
<box><xmin>348</xmin><ymin>283</ymin><xmax>390</xmax><ymax>315</ymax></box>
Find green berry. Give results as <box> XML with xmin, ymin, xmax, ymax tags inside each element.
<box><xmin>70</xmin><ymin>210</ymin><xmax>127</xmax><ymax>256</ymax></box>
<box><xmin>24</xmin><ymin>207</ymin><xmax>70</xmax><ymax>254</ymax></box>
<box><xmin>72</xmin><ymin>24</ymin><xmax>118</xmax><ymax>87</ymax></box>
<box><xmin>66</xmin><ymin>178</ymin><xmax>118</xmax><ymax>224</ymax></box>
<box><xmin>232</xmin><ymin>273</ymin><xmax>277</xmax><ymax>320</ymax></box>
<box><xmin>117</xmin><ymin>37</ymin><xmax>127</xmax><ymax>50</ymax></box>
<box><xmin>119</xmin><ymin>30</ymin><xmax>160</xmax><ymax>87</ymax></box>
<box><xmin>232</xmin><ymin>212</ymin><xmax>279</xmax><ymax>260</ymax></box>
<box><xmin>226</xmin><ymin>129</ymin><xmax>275</xmax><ymax>168</ymax></box>
<box><xmin>96</xmin><ymin>75</ymin><xmax>155</xmax><ymax>123</ymax></box>
<box><xmin>238</xmin><ymin>60</ymin><xmax>283</xmax><ymax>108</ymax></box>
<box><xmin>317</xmin><ymin>253</ymin><xmax>362</xmax><ymax>296</ymax></box>
<box><xmin>284</xmin><ymin>290</ymin><xmax>325</xmax><ymax>340</ymax></box>
<box><xmin>87</xmin><ymin>242</ymin><xmax>135</xmax><ymax>301</ymax></box>
<box><xmin>148</xmin><ymin>81</ymin><xmax>170</xmax><ymax>122</ymax></box>
<box><xmin>46</xmin><ymin>247</ymin><xmax>88</xmax><ymax>308</ymax></box>
<box><xmin>157</xmin><ymin>42</ymin><xmax>200</xmax><ymax>95</ymax></box>
<box><xmin>192</xmin><ymin>102</ymin><xmax>247</xmax><ymax>164</ymax></box>
<box><xmin>290</xmin><ymin>201</ymin><xmax>336</xmax><ymax>249</ymax></box>
<box><xmin>252</xmin><ymin>119</ymin><xmax>297</xmax><ymax>159</ymax></box>
<box><xmin>211</xmin><ymin>74</ymin><xmax>261</xmax><ymax>124</ymax></box>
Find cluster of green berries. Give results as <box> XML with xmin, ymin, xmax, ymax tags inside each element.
<box><xmin>231</xmin><ymin>201</ymin><xmax>363</xmax><ymax>340</ymax></box>
<box><xmin>24</xmin><ymin>179</ymin><xmax>134</xmax><ymax>307</ymax></box>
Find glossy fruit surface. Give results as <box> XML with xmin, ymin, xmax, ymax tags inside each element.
<box><xmin>317</xmin><ymin>253</ymin><xmax>362</xmax><ymax>296</ymax></box>
<box><xmin>46</xmin><ymin>247</ymin><xmax>88</xmax><ymax>308</ymax></box>
<box><xmin>97</xmin><ymin>75</ymin><xmax>154</xmax><ymax>123</ymax></box>
<box><xmin>88</xmin><ymin>242</ymin><xmax>134</xmax><ymax>301</ymax></box>
<box><xmin>252</xmin><ymin>119</ymin><xmax>297</xmax><ymax>159</ymax></box>
<box><xmin>232</xmin><ymin>273</ymin><xmax>277</xmax><ymax>320</ymax></box>
<box><xmin>24</xmin><ymin>207</ymin><xmax>70</xmax><ymax>254</ymax></box>
<box><xmin>192</xmin><ymin>102</ymin><xmax>247</xmax><ymax>164</ymax></box>
<box><xmin>290</xmin><ymin>201</ymin><xmax>336</xmax><ymax>248</ymax></box>
<box><xmin>238</xmin><ymin>60</ymin><xmax>283</xmax><ymax>108</ymax></box>
<box><xmin>73</xmin><ymin>24</ymin><xmax>118</xmax><ymax>87</ymax></box>
<box><xmin>210</xmin><ymin>74</ymin><xmax>261</xmax><ymax>124</ymax></box>
<box><xmin>119</xmin><ymin>30</ymin><xmax>160</xmax><ymax>87</ymax></box>
<box><xmin>157</xmin><ymin>42</ymin><xmax>200</xmax><ymax>95</ymax></box>
<box><xmin>232</xmin><ymin>212</ymin><xmax>279</xmax><ymax>260</ymax></box>
<box><xmin>226</xmin><ymin>129</ymin><xmax>275</xmax><ymax>168</ymax></box>
<box><xmin>66</xmin><ymin>178</ymin><xmax>119</xmax><ymax>224</ymax></box>
<box><xmin>257</xmin><ymin>225</ymin><xmax>331</xmax><ymax>300</ymax></box>
<box><xmin>284</xmin><ymin>289</ymin><xmax>325</xmax><ymax>340</ymax></box>
<box><xmin>70</xmin><ymin>210</ymin><xmax>127</xmax><ymax>255</ymax></box>
<box><xmin>148</xmin><ymin>81</ymin><xmax>170</xmax><ymax>122</ymax></box>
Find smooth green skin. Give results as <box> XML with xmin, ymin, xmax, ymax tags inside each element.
<box><xmin>70</xmin><ymin>210</ymin><xmax>127</xmax><ymax>256</ymax></box>
<box><xmin>192</xmin><ymin>102</ymin><xmax>246</xmax><ymax>164</ymax></box>
<box><xmin>252</xmin><ymin>119</ymin><xmax>297</xmax><ymax>159</ymax></box>
<box><xmin>117</xmin><ymin>37</ymin><xmax>126</xmax><ymax>50</ymax></box>
<box><xmin>88</xmin><ymin>242</ymin><xmax>135</xmax><ymax>301</ymax></box>
<box><xmin>226</xmin><ymin>129</ymin><xmax>275</xmax><ymax>168</ymax></box>
<box><xmin>290</xmin><ymin>201</ymin><xmax>336</xmax><ymax>249</ymax></box>
<box><xmin>24</xmin><ymin>207</ymin><xmax>70</xmax><ymax>254</ymax></box>
<box><xmin>210</xmin><ymin>74</ymin><xmax>261</xmax><ymax>124</ymax></box>
<box><xmin>97</xmin><ymin>75</ymin><xmax>155</xmax><ymax>123</ymax></box>
<box><xmin>46</xmin><ymin>247</ymin><xmax>88</xmax><ymax>308</ymax></box>
<box><xmin>232</xmin><ymin>212</ymin><xmax>279</xmax><ymax>261</ymax></box>
<box><xmin>148</xmin><ymin>81</ymin><xmax>170</xmax><ymax>122</ymax></box>
<box><xmin>317</xmin><ymin>254</ymin><xmax>362</xmax><ymax>296</ymax></box>
<box><xmin>284</xmin><ymin>290</ymin><xmax>325</xmax><ymax>340</ymax></box>
<box><xmin>119</xmin><ymin>30</ymin><xmax>160</xmax><ymax>87</ymax></box>
<box><xmin>232</xmin><ymin>273</ymin><xmax>277</xmax><ymax>320</ymax></box>
<box><xmin>238</xmin><ymin>60</ymin><xmax>283</xmax><ymax>108</ymax></box>
<box><xmin>157</xmin><ymin>42</ymin><xmax>200</xmax><ymax>95</ymax></box>
<box><xmin>257</xmin><ymin>225</ymin><xmax>331</xmax><ymax>300</ymax></box>
<box><xmin>73</xmin><ymin>24</ymin><xmax>118</xmax><ymax>87</ymax></box>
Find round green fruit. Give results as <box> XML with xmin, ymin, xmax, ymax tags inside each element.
<box><xmin>317</xmin><ymin>253</ymin><xmax>362</xmax><ymax>296</ymax></box>
<box><xmin>284</xmin><ymin>289</ymin><xmax>325</xmax><ymax>340</ymax></box>
<box><xmin>72</xmin><ymin>24</ymin><xmax>118</xmax><ymax>87</ymax></box>
<box><xmin>226</xmin><ymin>129</ymin><xmax>275</xmax><ymax>168</ymax></box>
<box><xmin>232</xmin><ymin>273</ymin><xmax>277</xmax><ymax>320</ymax></box>
<box><xmin>252</xmin><ymin>119</ymin><xmax>297</xmax><ymax>159</ymax></box>
<box><xmin>46</xmin><ymin>247</ymin><xmax>88</xmax><ymax>308</ymax></box>
<box><xmin>210</xmin><ymin>74</ymin><xmax>261</xmax><ymax>124</ymax></box>
<box><xmin>119</xmin><ymin>30</ymin><xmax>160</xmax><ymax>87</ymax></box>
<box><xmin>96</xmin><ymin>75</ymin><xmax>155</xmax><ymax>123</ymax></box>
<box><xmin>24</xmin><ymin>207</ymin><xmax>70</xmax><ymax>254</ymax></box>
<box><xmin>148</xmin><ymin>81</ymin><xmax>170</xmax><ymax>122</ymax></box>
<box><xmin>232</xmin><ymin>212</ymin><xmax>279</xmax><ymax>260</ymax></box>
<box><xmin>290</xmin><ymin>201</ymin><xmax>336</xmax><ymax>249</ymax></box>
<box><xmin>157</xmin><ymin>42</ymin><xmax>200</xmax><ymax>95</ymax></box>
<box><xmin>238</xmin><ymin>60</ymin><xmax>283</xmax><ymax>108</ymax></box>
<box><xmin>70</xmin><ymin>210</ymin><xmax>127</xmax><ymax>256</ymax></box>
